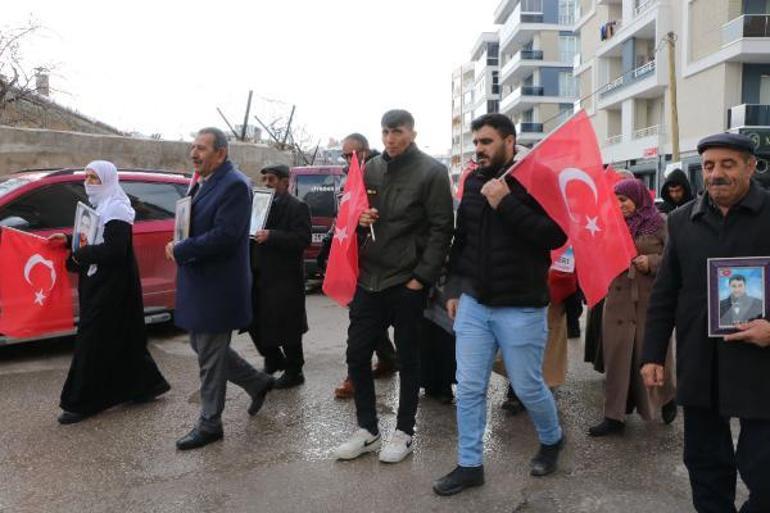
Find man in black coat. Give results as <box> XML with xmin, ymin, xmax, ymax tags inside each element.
<box><xmin>248</xmin><ymin>164</ymin><xmax>312</xmax><ymax>389</ymax></box>
<box><xmin>719</xmin><ymin>274</ymin><xmax>764</xmax><ymax>326</ymax></box>
<box><xmin>642</xmin><ymin>133</ymin><xmax>770</xmax><ymax>513</ymax></box>
<box><xmin>658</xmin><ymin>168</ymin><xmax>694</xmax><ymax>214</ymax></box>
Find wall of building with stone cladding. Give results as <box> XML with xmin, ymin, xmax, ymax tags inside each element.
<box><xmin>0</xmin><ymin>126</ymin><xmax>292</xmax><ymax>183</ymax></box>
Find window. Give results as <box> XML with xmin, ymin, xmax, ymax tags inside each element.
<box><xmin>760</xmin><ymin>75</ymin><xmax>770</xmax><ymax>104</ymax></box>
<box><xmin>295</xmin><ymin>174</ymin><xmax>339</xmax><ymax>218</ymax></box>
<box><xmin>559</xmin><ymin>35</ymin><xmax>577</xmax><ymax>62</ymax></box>
<box><xmin>0</xmin><ymin>182</ymin><xmax>87</xmax><ymax>230</ymax></box>
<box><xmin>121</xmin><ymin>181</ymin><xmax>188</xmax><ymax>221</ymax></box>
<box><xmin>559</xmin><ymin>72</ymin><xmax>577</xmax><ymax>97</ymax></box>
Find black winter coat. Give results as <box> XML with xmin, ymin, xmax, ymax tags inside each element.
<box><xmin>249</xmin><ymin>193</ymin><xmax>311</xmax><ymax>347</ymax></box>
<box><xmin>659</xmin><ymin>169</ymin><xmax>694</xmax><ymax>214</ymax></box>
<box><xmin>642</xmin><ymin>184</ymin><xmax>770</xmax><ymax>419</ymax></box>
<box><xmin>446</xmin><ymin>164</ymin><xmax>567</xmax><ymax>307</ymax></box>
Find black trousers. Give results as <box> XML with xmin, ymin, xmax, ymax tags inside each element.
<box><xmin>347</xmin><ymin>285</ymin><xmax>425</xmax><ymax>436</ymax></box>
<box><xmin>248</xmin><ymin>329</ymin><xmax>304</xmax><ymax>374</ymax></box>
<box><xmin>683</xmin><ymin>406</ymin><xmax>770</xmax><ymax>513</ymax></box>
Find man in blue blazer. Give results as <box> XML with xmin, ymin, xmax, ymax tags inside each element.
<box><xmin>166</xmin><ymin>127</ymin><xmax>274</xmax><ymax>450</ymax></box>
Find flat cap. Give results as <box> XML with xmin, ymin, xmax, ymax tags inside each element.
<box><xmin>260</xmin><ymin>164</ymin><xmax>290</xmax><ymax>178</ymax></box>
<box><xmin>697</xmin><ymin>132</ymin><xmax>755</xmax><ymax>155</ymax></box>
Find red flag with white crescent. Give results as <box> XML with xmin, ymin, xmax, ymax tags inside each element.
<box><xmin>322</xmin><ymin>153</ymin><xmax>369</xmax><ymax>306</ymax></box>
<box><xmin>0</xmin><ymin>228</ymin><xmax>74</xmax><ymax>338</ymax></box>
<box><xmin>508</xmin><ymin>110</ymin><xmax>637</xmax><ymax>307</ymax></box>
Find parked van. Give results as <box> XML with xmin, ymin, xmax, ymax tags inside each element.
<box><xmin>289</xmin><ymin>166</ymin><xmax>345</xmax><ymax>279</ymax></box>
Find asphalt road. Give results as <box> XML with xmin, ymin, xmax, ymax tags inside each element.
<box><xmin>0</xmin><ymin>294</ymin><xmax>737</xmax><ymax>512</ymax></box>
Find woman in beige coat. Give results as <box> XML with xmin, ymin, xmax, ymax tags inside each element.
<box><xmin>588</xmin><ymin>178</ymin><xmax>676</xmax><ymax>436</ymax></box>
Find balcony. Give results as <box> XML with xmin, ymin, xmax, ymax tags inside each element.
<box><xmin>500</xmin><ymin>49</ymin><xmax>543</xmax><ymax>84</ymax></box>
<box><xmin>723</xmin><ymin>15</ymin><xmax>770</xmax><ymax>46</ymax></box>
<box><xmin>633</xmin><ymin>0</ymin><xmax>658</xmax><ymax>18</ymax></box>
<box><xmin>605</xmin><ymin>134</ymin><xmax>624</xmax><ymax>146</ymax></box>
<box><xmin>633</xmin><ymin>124</ymin><xmax>662</xmax><ymax>139</ymax></box>
<box><xmin>499</xmin><ymin>0</ymin><xmax>549</xmax><ymax>53</ymax></box>
<box><xmin>728</xmin><ymin>104</ymin><xmax>770</xmax><ymax>129</ymax></box>
<box><xmin>516</xmin><ymin>122</ymin><xmax>545</xmax><ymax>143</ymax></box>
<box><xmin>599</xmin><ymin>59</ymin><xmax>657</xmax><ymax>100</ymax></box>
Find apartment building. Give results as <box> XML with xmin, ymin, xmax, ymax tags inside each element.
<box><xmin>496</xmin><ymin>0</ymin><xmax>579</xmax><ymax>145</ymax></box>
<box><xmin>575</xmin><ymin>0</ymin><xmax>770</xmax><ymax>191</ymax></box>
<box><xmin>451</xmin><ymin>63</ymin><xmax>476</xmax><ymax>173</ymax></box>
<box><xmin>451</xmin><ymin>33</ymin><xmax>500</xmax><ymax>175</ymax></box>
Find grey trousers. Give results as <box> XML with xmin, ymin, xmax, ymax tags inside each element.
<box><xmin>190</xmin><ymin>331</ymin><xmax>272</xmax><ymax>433</ymax></box>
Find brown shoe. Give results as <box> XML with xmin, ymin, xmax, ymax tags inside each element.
<box><xmin>334</xmin><ymin>377</ymin><xmax>355</xmax><ymax>399</ymax></box>
<box><xmin>372</xmin><ymin>360</ymin><xmax>396</xmax><ymax>379</ymax></box>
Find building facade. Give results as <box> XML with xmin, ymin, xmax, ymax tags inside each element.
<box><xmin>451</xmin><ymin>63</ymin><xmax>476</xmax><ymax>174</ymax></box>
<box><xmin>496</xmin><ymin>0</ymin><xmax>579</xmax><ymax>145</ymax></box>
<box><xmin>575</xmin><ymin>0</ymin><xmax>770</xmax><ymax>191</ymax></box>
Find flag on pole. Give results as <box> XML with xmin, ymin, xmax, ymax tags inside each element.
<box><xmin>322</xmin><ymin>153</ymin><xmax>369</xmax><ymax>306</ymax></box>
<box><xmin>509</xmin><ymin>110</ymin><xmax>637</xmax><ymax>307</ymax></box>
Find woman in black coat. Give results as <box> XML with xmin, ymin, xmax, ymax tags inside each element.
<box><xmin>50</xmin><ymin>161</ymin><xmax>169</xmax><ymax>424</ymax></box>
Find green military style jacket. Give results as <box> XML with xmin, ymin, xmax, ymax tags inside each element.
<box><xmin>358</xmin><ymin>143</ymin><xmax>454</xmax><ymax>292</ymax></box>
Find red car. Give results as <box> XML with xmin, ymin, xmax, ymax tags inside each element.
<box><xmin>0</xmin><ymin>168</ymin><xmax>190</xmax><ymax>344</ymax></box>
<box><xmin>289</xmin><ymin>165</ymin><xmax>345</xmax><ymax>279</ymax></box>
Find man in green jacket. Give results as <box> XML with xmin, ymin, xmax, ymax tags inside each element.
<box><xmin>333</xmin><ymin>109</ymin><xmax>454</xmax><ymax>463</ymax></box>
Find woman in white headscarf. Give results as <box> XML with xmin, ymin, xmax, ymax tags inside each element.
<box><xmin>49</xmin><ymin>160</ymin><xmax>170</xmax><ymax>424</ymax></box>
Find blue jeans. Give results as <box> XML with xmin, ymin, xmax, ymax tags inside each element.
<box><xmin>454</xmin><ymin>294</ymin><xmax>562</xmax><ymax>467</ymax></box>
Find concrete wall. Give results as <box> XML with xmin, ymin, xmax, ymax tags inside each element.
<box><xmin>0</xmin><ymin>126</ymin><xmax>292</xmax><ymax>183</ymax></box>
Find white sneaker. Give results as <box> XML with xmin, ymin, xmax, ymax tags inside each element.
<box><xmin>333</xmin><ymin>428</ymin><xmax>381</xmax><ymax>460</ymax></box>
<box><xmin>378</xmin><ymin>430</ymin><xmax>414</xmax><ymax>463</ymax></box>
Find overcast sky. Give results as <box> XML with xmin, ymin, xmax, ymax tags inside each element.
<box><xmin>6</xmin><ymin>1</ymin><xmax>501</xmax><ymax>156</ymax></box>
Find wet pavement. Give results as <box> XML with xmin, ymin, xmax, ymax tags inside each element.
<box><xmin>0</xmin><ymin>294</ymin><xmax>724</xmax><ymax>512</ymax></box>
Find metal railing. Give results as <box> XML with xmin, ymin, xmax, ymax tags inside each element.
<box><xmin>633</xmin><ymin>59</ymin><xmax>656</xmax><ymax>78</ymax></box>
<box><xmin>599</xmin><ymin>59</ymin><xmax>656</xmax><ymax>97</ymax></box>
<box><xmin>521</xmin><ymin>85</ymin><xmax>545</xmax><ymax>96</ymax></box>
<box><xmin>605</xmin><ymin>134</ymin><xmax>624</xmax><ymax>146</ymax></box>
<box><xmin>723</xmin><ymin>15</ymin><xmax>770</xmax><ymax>45</ymax></box>
<box><xmin>520</xmin><ymin>0</ymin><xmax>543</xmax><ymax>13</ymax></box>
<box><xmin>517</xmin><ymin>122</ymin><xmax>544</xmax><ymax>133</ymax></box>
<box><xmin>634</xmin><ymin>0</ymin><xmax>658</xmax><ymax>17</ymax></box>
<box><xmin>559</xmin><ymin>13</ymin><xmax>575</xmax><ymax>25</ymax></box>
<box><xmin>633</xmin><ymin>124</ymin><xmax>662</xmax><ymax>139</ymax></box>
<box><xmin>521</xmin><ymin>49</ymin><xmax>544</xmax><ymax>60</ymax></box>
<box><xmin>728</xmin><ymin>104</ymin><xmax>770</xmax><ymax>128</ymax></box>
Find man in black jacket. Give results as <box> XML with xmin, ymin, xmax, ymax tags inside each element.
<box><xmin>642</xmin><ymin>133</ymin><xmax>770</xmax><ymax>513</ymax></box>
<box><xmin>318</xmin><ymin>134</ymin><xmax>397</xmax><ymax>399</ymax></box>
<box><xmin>433</xmin><ymin>114</ymin><xmax>567</xmax><ymax>496</ymax></box>
<box><xmin>247</xmin><ymin>164</ymin><xmax>312</xmax><ymax>389</ymax></box>
<box><xmin>333</xmin><ymin>110</ymin><xmax>454</xmax><ymax>464</ymax></box>
<box><xmin>659</xmin><ymin>168</ymin><xmax>694</xmax><ymax>214</ymax></box>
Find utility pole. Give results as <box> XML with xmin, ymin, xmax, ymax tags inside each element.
<box><xmin>666</xmin><ymin>31</ymin><xmax>680</xmax><ymax>162</ymax></box>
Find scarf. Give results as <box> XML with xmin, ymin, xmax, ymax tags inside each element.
<box><xmin>614</xmin><ymin>178</ymin><xmax>664</xmax><ymax>238</ymax></box>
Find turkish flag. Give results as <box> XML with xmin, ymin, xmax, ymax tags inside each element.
<box><xmin>0</xmin><ymin>228</ymin><xmax>74</xmax><ymax>338</ymax></box>
<box><xmin>455</xmin><ymin>159</ymin><xmax>478</xmax><ymax>200</ymax></box>
<box><xmin>322</xmin><ymin>153</ymin><xmax>369</xmax><ymax>306</ymax></box>
<box><xmin>509</xmin><ymin>110</ymin><xmax>637</xmax><ymax>307</ymax></box>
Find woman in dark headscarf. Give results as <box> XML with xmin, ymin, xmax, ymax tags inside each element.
<box><xmin>588</xmin><ymin>178</ymin><xmax>675</xmax><ymax>436</ymax></box>
<box><xmin>50</xmin><ymin>161</ymin><xmax>170</xmax><ymax>424</ymax></box>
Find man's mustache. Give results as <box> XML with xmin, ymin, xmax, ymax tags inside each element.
<box><xmin>708</xmin><ymin>178</ymin><xmax>731</xmax><ymax>186</ymax></box>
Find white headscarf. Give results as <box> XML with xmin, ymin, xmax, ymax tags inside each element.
<box><xmin>84</xmin><ymin>160</ymin><xmax>135</xmax><ymax>227</ymax></box>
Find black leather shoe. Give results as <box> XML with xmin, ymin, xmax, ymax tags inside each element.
<box><xmin>433</xmin><ymin>465</ymin><xmax>485</xmax><ymax>496</ymax></box>
<box><xmin>248</xmin><ymin>377</ymin><xmax>275</xmax><ymax>416</ymax></box>
<box><xmin>530</xmin><ymin>437</ymin><xmax>564</xmax><ymax>477</ymax></box>
<box><xmin>274</xmin><ymin>371</ymin><xmax>305</xmax><ymax>390</ymax></box>
<box><xmin>57</xmin><ymin>411</ymin><xmax>88</xmax><ymax>425</ymax></box>
<box><xmin>588</xmin><ymin>418</ymin><xmax>625</xmax><ymax>437</ymax></box>
<box><xmin>662</xmin><ymin>400</ymin><xmax>677</xmax><ymax>425</ymax></box>
<box><xmin>175</xmin><ymin>428</ymin><xmax>223</xmax><ymax>450</ymax></box>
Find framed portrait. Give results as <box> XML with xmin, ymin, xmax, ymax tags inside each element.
<box><xmin>707</xmin><ymin>257</ymin><xmax>770</xmax><ymax>337</ymax></box>
<box><xmin>250</xmin><ymin>188</ymin><xmax>274</xmax><ymax>236</ymax></box>
<box><xmin>174</xmin><ymin>197</ymin><xmax>192</xmax><ymax>243</ymax></box>
<box><xmin>72</xmin><ymin>202</ymin><xmax>100</xmax><ymax>253</ymax></box>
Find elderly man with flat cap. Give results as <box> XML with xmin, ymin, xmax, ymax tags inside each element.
<box><xmin>246</xmin><ymin>164</ymin><xmax>312</xmax><ymax>389</ymax></box>
<box><xmin>641</xmin><ymin>132</ymin><xmax>770</xmax><ymax>512</ymax></box>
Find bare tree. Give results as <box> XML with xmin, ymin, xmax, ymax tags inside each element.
<box><xmin>1</xmin><ymin>20</ymin><xmax>44</xmax><ymax>110</ymax></box>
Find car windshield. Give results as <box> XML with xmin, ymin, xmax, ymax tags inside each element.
<box><xmin>0</xmin><ymin>177</ymin><xmax>32</xmax><ymax>199</ymax></box>
<box><xmin>295</xmin><ymin>174</ymin><xmax>338</xmax><ymax>218</ymax></box>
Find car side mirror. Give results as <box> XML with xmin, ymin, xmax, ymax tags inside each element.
<box><xmin>0</xmin><ymin>216</ymin><xmax>31</xmax><ymax>230</ymax></box>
